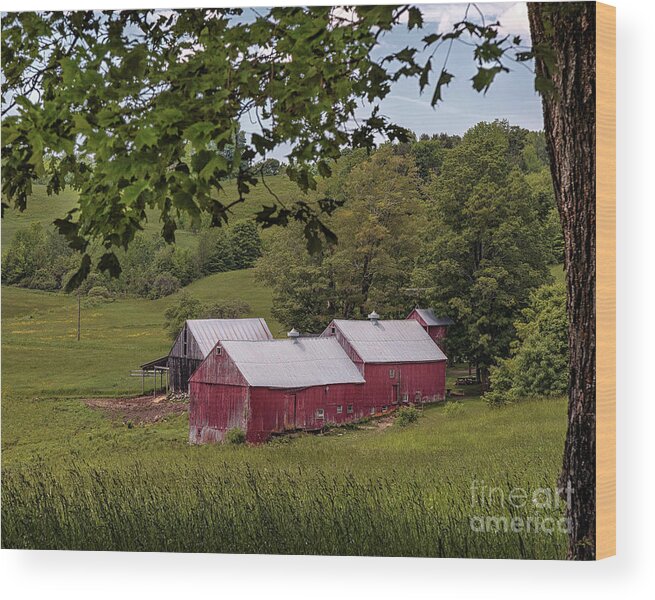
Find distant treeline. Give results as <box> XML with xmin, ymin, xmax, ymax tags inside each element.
<box><xmin>1</xmin><ymin>220</ymin><xmax>261</xmax><ymax>300</ymax></box>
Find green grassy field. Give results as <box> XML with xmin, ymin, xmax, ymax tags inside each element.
<box><xmin>1</xmin><ymin>278</ymin><xmax>567</xmax><ymax>557</ymax></box>
<box><xmin>1</xmin><ymin>175</ymin><xmax>309</xmax><ymax>250</ymax></box>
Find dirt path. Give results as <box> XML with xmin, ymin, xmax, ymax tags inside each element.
<box><xmin>84</xmin><ymin>394</ymin><xmax>188</xmax><ymax>425</ymax></box>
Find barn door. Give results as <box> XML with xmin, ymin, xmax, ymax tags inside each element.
<box><xmin>284</xmin><ymin>393</ymin><xmax>297</xmax><ymax>430</ymax></box>
<box><xmin>393</xmin><ymin>383</ymin><xmax>400</xmax><ymax>404</ymax></box>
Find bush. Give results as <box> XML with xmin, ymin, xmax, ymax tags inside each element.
<box><xmin>148</xmin><ymin>272</ymin><xmax>181</xmax><ymax>299</ymax></box>
<box><xmin>87</xmin><ymin>286</ymin><xmax>113</xmax><ymax>300</ymax></box>
<box><xmin>443</xmin><ymin>401</ymin><xmax>465</xmax><ymax>417</ymax></box>
<box><xmin>395</xmin><ymin>406</ymin><xmax>420</xmax><ymax>427</ymax></box>
<box><xmin>163</xmin><ymin>293</ymin><xmax>252</xmax><ymax>340</ymax></box>
<box><xmin>202</xmin><ymin>299</ymin><xmax>251</xmax><ymax>320</ymax></box>
<box><xmin>226</xmin><ymin>428</ymin><xmax>246</xmax><ymax>445</ymax></box>
<box><xmin>29</xmin><ymin>268</ymin><xmax>59</xmax><ymax>291</ymax></box>
<box><xmin>163</xmin><ymin>292</ymin><xmax>204</xmax><ymax>339</ymax></box>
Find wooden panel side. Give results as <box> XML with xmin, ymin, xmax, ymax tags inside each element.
<box><xmin>596</xmin><ymin>1</ymin><xmax>616</xmax><ymax>560</ymax></box>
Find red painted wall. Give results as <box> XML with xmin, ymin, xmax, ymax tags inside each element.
<box><xmin>189</xmin><ymin>381</ymin><xmax>249</xmax><ymax>443</ymax></box>
<box><xmin>405</xmin><ymin>309</ymin><xmax>449</xmax><ymax>343</ymax></box>
<box><xmin>247</xmin><ymin>383</ymin><xmax>366</xmax><ymax>443</ymax></box>
<box><xmin>188</xmin><ymin>337</ymin><xmax>447</xmax><ymax>444</ymax></box>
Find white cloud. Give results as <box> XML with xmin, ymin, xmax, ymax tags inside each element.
<box><xmin>416</xmin><ymin>2</ymin><xmax>531</xmax><ymax>40</ymax></box>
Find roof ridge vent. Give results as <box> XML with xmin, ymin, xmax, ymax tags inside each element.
<box><xmin>287</xmin><ymin>327</ymin><xmax>300</xmax><ymax>342</ymax></box>
<box><xmin>368</xmin><ymin>311</ymin><xmax>380</xmax><ymax>325</ymax></box>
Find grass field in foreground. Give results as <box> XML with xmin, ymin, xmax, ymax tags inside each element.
<box><xmin>2</xmin><ymin>396</ymin><xmax>567</xmax><ymax>557</ymax></box>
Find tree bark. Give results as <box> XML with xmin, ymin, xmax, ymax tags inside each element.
<box><xmin>528</xmin><ymin>3</ymin><xmax>596</xmax><ymax>560</ymax></box>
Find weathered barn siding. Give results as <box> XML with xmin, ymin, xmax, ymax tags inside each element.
<box><xmin>189</xmin><ymin>382</ymin><xmax>249</xmax><ymax>443</ymax></box>
<box><xmin>188</xmin><ymin>345</ymin><xmax>250</xmax><ymax>443</ymax></box>
<box><xmin>362</xmin><ymin>362</ymin><xmax>447</xmax><ymax>405</ymax></box>
<box><xmin>247</xmin><ymin>383</ymin><xmax>366</xmax><ymax>442</ymax></box>
<box><xmin>168</xmin><ymin>322</ymin><xmax>206</xmax><ymax>392</ymax></box>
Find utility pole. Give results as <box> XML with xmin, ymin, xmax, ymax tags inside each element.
<box><xmin>77</xmin><ymin>289</ymin><xmax>81</xmax><ymax>341</ymax></box>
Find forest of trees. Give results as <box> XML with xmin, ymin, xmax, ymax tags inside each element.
<box><xmin>256</xmin><ymin>120</ymin><xmax>564</xmax><ymax>388</ymax></box>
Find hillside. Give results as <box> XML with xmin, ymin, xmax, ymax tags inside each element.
<box><xmin>1</xmin><ymin>269</ymin><xmax>281</xmax><ymax>400</ymax></box>
<box><xmin>1</xmin><ymin>174</ymin><xmax>310</xmax><ymax>249</ymax></box>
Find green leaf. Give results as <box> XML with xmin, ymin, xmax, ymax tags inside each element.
<box><xmin>64</xmin><ymin>254</ymin><xmax>92</xmax><ymax>292</ymax></box>
<box><xmin>134</xmin><ymin>128</ymin><xmax>158</xmax><ymax>150</ymax></box>
<box><xmin>471</xmin><ymin>66</ymin><xmax>504</xmax><ymax>94</ymax></box>
<box><xmin>431</xmin><ymin>69</ymin><xmax>454</xmax><ymax>106</ymax></box>
<box><xmin>407</xmin><ymin>7</ymin><xmax>424</xmax><ymax>30</ymax></box>
<box><xmin>122</xmin><ymin>180</ymin><xmax>150</xmax><ymax>204</ymax></box>
<box><xmin>98</xmin><ymin>252</ymin><xmax>122</xmax><ymax>277</ymax></box>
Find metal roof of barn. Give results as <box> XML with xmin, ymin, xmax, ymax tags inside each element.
<box><xmin>330</xmin><ymin>319</ymin><xmax>447</xmax><ymax>363</ymax></box>
<box><xmin>187</xmin><ymin>318</ymin><xmax>273</xmax><ymax>357</ymax></box>
<box><xmin>220</xmin><ymin>338</ymin><xmax>365</xmax><ymax>388</ymax></box>
<box><xmin>412</xmin><ymin>308</ymin><xmax>455</xmax><ymax>327</ymax></box>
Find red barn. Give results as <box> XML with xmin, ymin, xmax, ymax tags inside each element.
<box><xmin>405</xmin><ymin>308</ymin><xmax>454</xmax><ymax>344</ymax></box>
<box><xmin>322</xmin><ymin>313</ymin><xmax>448</xmax><ymax>406</ymax></box>
<box><xmin>189</xmin><ymin>336</ymin><xmax>365</xmax><ymax>443</ymax></box>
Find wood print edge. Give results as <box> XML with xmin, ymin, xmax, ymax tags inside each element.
<box><xmin>596</xmin><ymin>1</ymin><xmax>616</xmax><ymax>560</ymax></box>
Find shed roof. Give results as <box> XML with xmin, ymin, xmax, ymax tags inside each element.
<box><xmin>411</xmin><ymin>308</ymin><xmax>455</xmax><ymax>327</ymax></box>
<box><xmin>220</xmin><ymin>338</ymin><xmax>365</xmax><ymax>389</ymax></box>
<box><xmin>330</xmin><ymin>319</ymin><xmax>447</xmax><ymax>363</ymax></box>
<box><xmin>187</xmin><ymin>318</ymin><xmax>273</xmax><ymax>357</ymax></box>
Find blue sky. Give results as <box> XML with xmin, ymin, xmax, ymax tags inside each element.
<box><xmin>239</xmin><ymin>2</ymin><xmax>543</xmax><ymax>160</ymax></box>
<box><xmin>373</xmin><ymin>2</ymin><xmax>542</xmax><ymax>135</ymax></box>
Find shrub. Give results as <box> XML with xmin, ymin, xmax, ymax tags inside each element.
<box><xmin>84</xmin><ymin>286</ymin><xmax>114</xmax><ymax>306</ymax></box>
<box><xmin>443</xmin><ymin>401</ymin><xmax>465</xmax><ymax>417</ymax></box>
<box><xmin>29</xmin><ymin>268</ymin><xmax>59</xmax><ymax>291</ymax></box>
<box><xmin>148</xmin><ymin>272</ymin><xmax>181</xmax><ymax>299</ymax></box>
<box><xmin>226</xmin><ymin>428</ymin><xmax>246</xmax><ymax>445</ymax></box>
<box><xmin>202</xmin><ymin>299</ymin><xmax>251</xmax><ymax>320</ymax></box>
<box><xmin>395</xmin><ymin>406</ymin><xmax>420</xmax><ymax>427</ymax></box>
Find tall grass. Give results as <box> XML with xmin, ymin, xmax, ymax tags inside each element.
<box><xmin>2</xmin><ymin>460</ymin><xmax>566</xmax><ymax>558</ymax></box>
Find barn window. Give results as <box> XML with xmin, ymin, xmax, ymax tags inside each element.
<box><xmin>402</xmin><ymin>393</ymin><xmax>409</xmax><ymax>402</ymax></box>
<box><xmin>389</xmin><ymin>369</ymin><xmax>395</xmax><ymax>379</ymax></box>
<box><xmin>316</xmin><ymin>408</ymin><xmax>325</xmax><ymax>419</ymax></box>
<box><xmin>336</xmin><ymin>405</ymin><xmax>343</xmax><ymax>414</ymax></box>
<box><xmin>347</xmin><ymin>405</ymin><xmax>354</xmax><ymax>414</ymax></box>
<box><xmin>215</xmin><ymin>346</ymin><xmax>222</xmax><ymax>356</ymax></box>
<box><xmin>370</xmin><ymin>407</ymin><xmax>375</xmax><ymax>415</ymax></box>
<box><xmin>330</xmin><ymin>326</ymin><xmax>336</xmax><ymax>335</ymax></box>
<box><xmin>382</xmin><ymin>405</ymin><xmax>388</xmax><ymax>412</ymax></box>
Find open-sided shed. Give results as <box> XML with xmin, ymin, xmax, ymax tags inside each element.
<box><xmin>167</xmin><ymin>318</ymin><xmax>272</xmax><ymax>392</ymax></box>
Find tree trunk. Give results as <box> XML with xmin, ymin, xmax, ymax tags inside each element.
<box><xmin>528</xmin><ymin>3</ymin><xmax>596</xmax><ymax>560</ymax></box>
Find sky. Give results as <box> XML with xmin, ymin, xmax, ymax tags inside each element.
<box><xmin>239</xmin><ymin>2</ymin><xmax>544</xmax><ymax>160</ymax></box>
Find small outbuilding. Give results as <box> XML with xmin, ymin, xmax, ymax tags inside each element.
<box><xmin>167</xmin><ymin>318</ymin><xmax>272</xmax><ymax>393</ymax></box>
<box><xmin>405</xmin><ymin>308</ymin><xmax>454</xmax><ymax>344</ymax></box>
<box><xmin>189</xmin><ymin>337</ymin><xmax>365</xmax><ymax>443</ymax></box>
